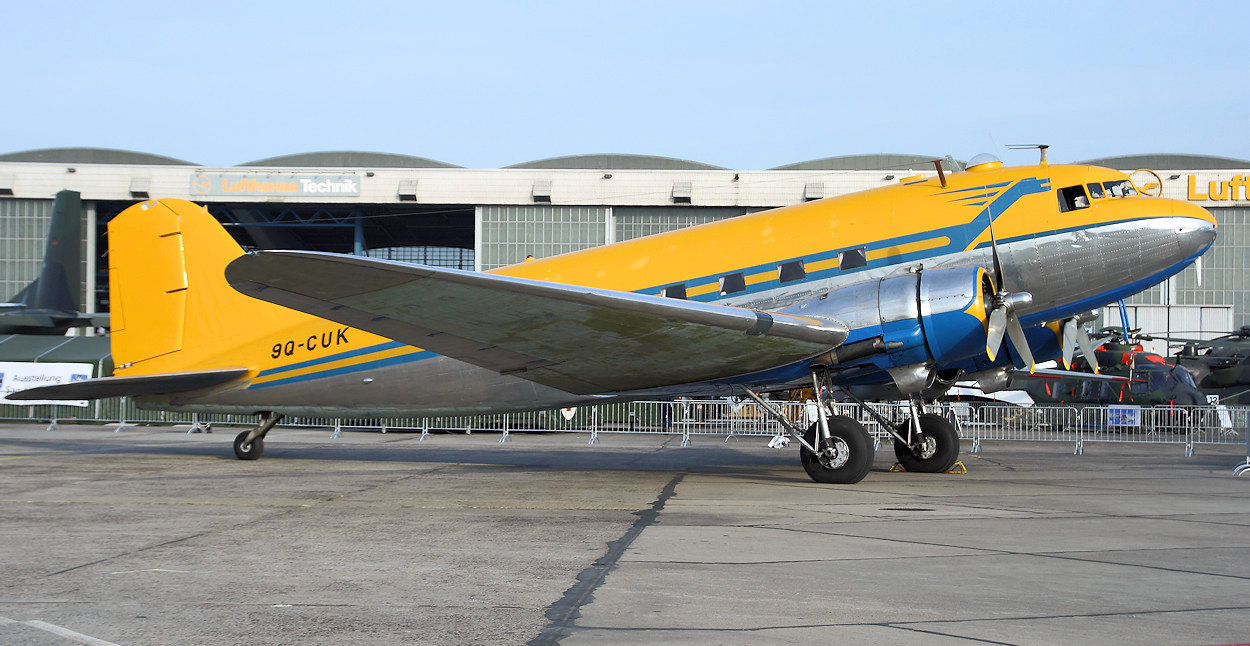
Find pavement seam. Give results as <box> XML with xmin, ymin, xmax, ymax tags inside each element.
<box><xmin>763</xmin><ymin>525</ymin><xmax>1250</xmax><ymax>580</ymax></box>
<box><xmin>569</xmin><ymin>604</ymin><xmax>1250</xmax><ymax>634</ymax></box>
<box><xmin>9</xmin><ymin>467</ymin><xmax>435</xmax><ymax>587</ymax></box>
<box><xmin>528</xmin><ymin>472</ymin><xmax>685</xmax><ymax>646</ymax></box>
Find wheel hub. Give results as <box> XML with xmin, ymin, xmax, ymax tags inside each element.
<box><xmin>911</xmin><ymin>434</ymin><xmax>937</xmax><ymax>459</ymax></box>
<box><xmin>817</xmin><ymin>437</ymin><xmax>850</xmax><ymax>469</ymax></box>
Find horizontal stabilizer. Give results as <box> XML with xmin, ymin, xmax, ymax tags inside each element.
<box><xmin>7</xmin><ymin>368</ymin><xmax>249</xmax><ymax>401</ymax></box>
<box><xmin>226</xmin><ymin>251</ymin><xmax>849</xmax><ymax>394</ymax></box>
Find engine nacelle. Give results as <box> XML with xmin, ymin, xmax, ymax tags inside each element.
<box><xmin>780</xmin><ymin>266</ymin><xmax>994</xmax><ymax>384</ymax></box>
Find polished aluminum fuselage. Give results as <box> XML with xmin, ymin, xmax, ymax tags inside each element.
<box><xmin>148</xmin><ymin>197</ymin><xmax>1216</xmax><ymax>416</ymax></box>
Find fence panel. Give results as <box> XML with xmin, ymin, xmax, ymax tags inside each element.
<box><xmin>2</xmin><ymin>398</ymin><xmax>1248</xmax><ymax>458</ymax></box>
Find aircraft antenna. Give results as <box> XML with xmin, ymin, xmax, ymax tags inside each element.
<box><xmin>932</xmin><ymin>159</ymin><xmax>947</xmax><ymax>188</ymax></box>
<box><xmin>1008</xmin><ymin>144</ymin><xmax>1050</xmax><ymax>166</ymax></box>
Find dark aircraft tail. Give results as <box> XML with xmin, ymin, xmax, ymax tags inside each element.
<box><xmin>23</xmin><ymin>189</ymin><xmax>82</xmax><ymax>312</ymax></box>
<box><xmin>0</xmin><ymin>190</ymin><xmax>99</xmax><ymax>334</ymax></box>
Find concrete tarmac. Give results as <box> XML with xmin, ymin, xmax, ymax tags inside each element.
<box><xmin>0</xmin><ymin>423</ymin><xmax>1247</xmax><ymax>645</ymax></box>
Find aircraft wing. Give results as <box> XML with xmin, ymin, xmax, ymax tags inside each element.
<box><xmin>225</xmin><ymin>251</ymin><xmax>849</xmax><ymax>394</ymax></box>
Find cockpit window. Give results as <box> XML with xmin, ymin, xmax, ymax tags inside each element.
<box><xmin>1103</xmin><ymin>179</ymin><xmax>1138</xmax><ymax>197</ymax></box>
<box><xmin>1086</xmin><ymin>183</ymin><xmax>1106</xmax><ymax>199</ymax></box>
<box><xmin>1057</xmin><ymin>185</ymin><xmax>1090</xmax><ymax>212</ymax></box>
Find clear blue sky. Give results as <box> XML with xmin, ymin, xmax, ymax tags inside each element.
<box><xmin>2</xmin><ymin>1</ymin><xmax>1244</xmax><ymax>169</ymax></box>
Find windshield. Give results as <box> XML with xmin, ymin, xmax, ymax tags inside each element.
<box><xmin>1103</xmin><ymin>179</ymin><xmax>1138</xmax><ymax>197</ymax></box>
<box><xmin>1171</xmin><ymin>366</ymin><xmax>1197</xmax><ymax>387</ymax></box>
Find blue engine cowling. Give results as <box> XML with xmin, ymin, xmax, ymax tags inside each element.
<box><xmin>778</xmin><ymin>266</ymin><xmax>997</xmax><ymax>386</ymax></box>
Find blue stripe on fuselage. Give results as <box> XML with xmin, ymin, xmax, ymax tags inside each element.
<box><xmin>256</xmin><ymin>341</ymin><xmax>407</xmax><ymax>377</ymax></box>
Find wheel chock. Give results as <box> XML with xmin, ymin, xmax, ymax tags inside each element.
<box><xmin>889</xmin><ymin>463</ymin><xmax>906</xmax><ymax>472</ymax></box>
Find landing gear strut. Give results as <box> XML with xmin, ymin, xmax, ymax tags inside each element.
<box><xmin>841</xmin><ymin>390</ymin><xmax>960</xmax><ymax>474</ymax></box>
<box><xmin>738</xmin><ymin>368</ymin><xmax>875</xmax><ymax>484</ymax></box>
<box><xmin>233</xmin><ymin>412</ymin><xmax>283</xmax><ymax>460</ymax></box>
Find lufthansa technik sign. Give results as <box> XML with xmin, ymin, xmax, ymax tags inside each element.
<box><xmin>191</xmin><ymin>172</ymin><xmax>361</xmax><ymax>197</ymax></box>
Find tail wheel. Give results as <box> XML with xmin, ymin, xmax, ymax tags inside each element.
<box><xmin>800</xmin><ymin>416</ymin><xmax>874</xmax><ymax>484</ymax></box>
<box><xmin>893</xmin><ymin>413</ymin><xmax>959</xmax><ymax>473</ymax></box>
<box><xmin>233</xmin><ymin>431</ymin><xmax>264</xmax><ymax>460</ymax></box>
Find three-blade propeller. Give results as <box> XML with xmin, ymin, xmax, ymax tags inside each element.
<box><xmin>979</xmin><ymin>207</ymin><xmax>1099</xmax><ymax>375</ymax></box>
<box><xmin>982</xmin><ymin>206</ymin><xmax>1037</xmax><ymax>373</ymax></box>
<box><xmin>1060</xmin><ymin>317</ymin><xmax>1102</xmax><ymax>374</ymax></box>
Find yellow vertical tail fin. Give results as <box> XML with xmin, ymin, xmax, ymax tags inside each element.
<box><xmin>108</xmin><ymin>199</ymin><xmax>319</xmax><ymax>376</ymax></box>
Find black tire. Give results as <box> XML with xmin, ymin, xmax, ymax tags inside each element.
<box><xmin>893</xmin><ymin>413</ymin><xmax>959</xmax><ymax>473</ymax></box>
<box><xmin>233</xmin><ymin>430</ymin><xmax>264</xmax><ymax>460</ymax></box>
<box><xmin>800</xmin><ymin>416</ymin><xmax>874</xmax><ymax>484</ymax></box>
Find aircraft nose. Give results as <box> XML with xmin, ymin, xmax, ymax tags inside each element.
<box><xmin>1172</xmin><ymin>200</ymin><xmax>1217</xmax><ymax>258</ymax></box>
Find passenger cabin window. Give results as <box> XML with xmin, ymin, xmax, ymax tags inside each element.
<box><xmin>778</xmin><ymin>260</ymin><xmax>806</xmax><ymax>283</ymax></box>
<box><xmin>839</xmin><ymin>247</ymin><xmax>867</xmax><ymax>270</ymax></box>
<box><xmin>1057</xmin><ymin>185</ymin><xmax>1090</xmax><ymax>212</ymax></box>
<box><xmin>661</xmin><ymin>284</ymin><xmax>686</xmax><ymax>299</ymax></box>
<box><xmin>1086</xmin><ymin>183</ymin><xmax>1106</xmax><ymax>199</ymax></box>
<box><xmin>1103</xmin><ymin>179</ymin><xmax>1138</xmax><ymax>197</ymax></box>
<box><xmin>719</xmin><ymin>273</ymin><xmax>746</xmax><ymax>295</ymax></box>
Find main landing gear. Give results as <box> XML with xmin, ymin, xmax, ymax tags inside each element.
<box><xmin>233</xmin><ymin>412</ymin><xmax>284</xmax><ymax>460</ymax></box>
<box><xmin>740</xmin><ymin>368</ymin><xmax>961</xmax><ymax>484</ymax></box>
<box><xmin>739</xmin><ymin>371</ymin><xmax>874</xmax><ymax>484</ymax></box>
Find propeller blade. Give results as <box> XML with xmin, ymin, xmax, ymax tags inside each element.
<box><xmin>986</xmin><ymin>305</ymin><xmax>1008</xmax><ymax>361</ymax></box>
<box><xmin>1061</xmin><ymin>318</ymin><xmax>1078</xmax><ymax>369</ymax></box>
<box><xmin>1075</xmin><ymin>324</ymin><xmax>1101</xmax><ymax>375</ymax></box>
<box><xmin>1005</xmin><ymin>314</ymin><xmax>1035</xmax><ymax>373</ymax></box>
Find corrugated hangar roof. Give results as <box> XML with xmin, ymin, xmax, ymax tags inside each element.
<box><xmin>237</xmin><ymin>151</ymin><xmax>462</xmax><ymax>168</ymax></box>
<box><xmin>770</xmin><ymin>154</ymin><xmax>955</xmax><ymax>171</ymax></box>
<box><xmin>506</xmin><ymin>153</ymin><xmax>726</xmax><ymax>170</ymax></box>
<box><xmin>1080</xmin><ymin>153</ymin><xmax>1250</xmax><ymax>170</ymax></box>
<box><xmin>0</xmin><ymin>147</ymin><xmax>197</xmax><ymax>166</ymax></box>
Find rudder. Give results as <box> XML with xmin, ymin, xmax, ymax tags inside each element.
<box><xmin>108</xmin><ymin>199</ymin><xmax>314</xmax><ymax>376</ymax></box>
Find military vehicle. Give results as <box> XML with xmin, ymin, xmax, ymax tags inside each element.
<box><xmin>1169</xmin><ymin>326</ymin><xmax>1250</xmax><ymax>404</ymax></box>
<box><xmin>1022</xmin><ymin>329</ymin><xmax>1206</xmax><ymax>406</ymax></box>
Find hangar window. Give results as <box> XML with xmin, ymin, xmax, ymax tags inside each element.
<box><xmin>1086</xmin><ymin>183</ymin><xmax>1106</xmax><ymax>199</ymax></box>
<box><xmin>778</xmin><ymin>260</ymin><xmax>806</xmax><ymax>283</ymax></box>
<box><xmin>719</xmin><ymin>273</ymin><xmax>746</xmax><ymax>295</ymax></box>
<box><xmin>1103</xmin><ymin>179</ymin><xmax>1138</xmax><ymax>197</ymax></box>
<box><xmin>839</xmin><ymin>247</ymin><xmax>867</xmax><ymax>270</ymax></box>
<box><xmin>1057</xmin><ymin>185</ymin><xmax>1090</xmax><ymax>212</ymax></box>
<box><xmin>661</xmin><ymin>284</ymin><xmax>687</xmax><ymax>299</ymax></box>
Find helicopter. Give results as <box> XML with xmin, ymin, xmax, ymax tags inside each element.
<box><xmin>1164</xmin><ymin>326</ymin><xmax>1250</xmax><ymax>405</ymax></box>
<box><xmin>1017</xmin><ymin>328</ymin><xmax>1207</xmax><ymax>407</ymax></box>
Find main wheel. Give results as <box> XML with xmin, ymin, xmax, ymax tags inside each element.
<box><xmin>233</xmin><ymin>430</ymin><xmax>264</xmax><ymax>460</ymax></box>
<box><xmin>800</xmin><ymin>416</ymin><xmax>874</xmax><ymax>484</ymax></box>
<box><xmin>893</xmin><ymin>413</ymin><xmax>959</xmax><ymax>473</ymax></box>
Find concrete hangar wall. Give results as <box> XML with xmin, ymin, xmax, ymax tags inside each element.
<box><xmin>0</xmin><ymin>147</ymin><xmax>1247</xmax><ymax>338</ymax></box>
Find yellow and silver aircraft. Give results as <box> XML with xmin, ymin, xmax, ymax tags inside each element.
<box><xmin>13</xmin><ymin>153</ymin><xmax>1216</xmax><ymax>484</ymax></box>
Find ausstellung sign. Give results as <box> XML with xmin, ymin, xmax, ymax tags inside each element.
<box><xmin>190</xmin><ymin>173</ymin><xmax>361</xmax><ymax>197</ymax></box>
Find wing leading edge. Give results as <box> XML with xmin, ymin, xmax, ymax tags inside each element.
<box><xmin>225</xmin><ymin>251</ymin><xmax>849</xmax><ymax>394</ymax></box>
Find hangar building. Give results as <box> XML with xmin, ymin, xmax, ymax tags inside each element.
<box><xmin>0</xmin><ymin>148</ymin><xmax>1245</xmax><ymax>343</ymax></box>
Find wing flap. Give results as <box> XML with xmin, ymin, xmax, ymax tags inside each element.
<box><xmin>226</xmin><ymin>251</ymin><xmax>848</xmax><ymax>394</ymax></box>
<box><xmin>7</xmin><ymin>368</ymin><xmax>249</xmax><ymax>400</ymax></box>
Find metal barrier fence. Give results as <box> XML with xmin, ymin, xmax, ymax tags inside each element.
<box><xmin>2</xmin><ymin>398</ymin><xmax>1246</xmax><ymax>456</ymax></box>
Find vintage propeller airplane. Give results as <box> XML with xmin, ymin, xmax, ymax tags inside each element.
<box><xmin>12</xmin><ymin>152</ymin><xmax>1216</xmax><ymax>484</ymax></box>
